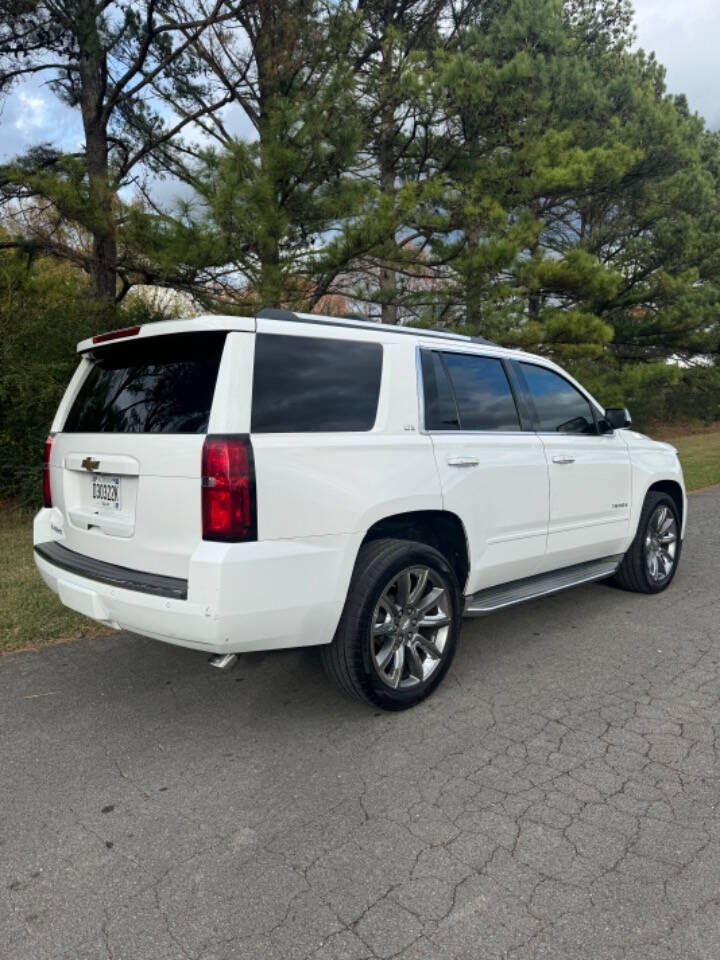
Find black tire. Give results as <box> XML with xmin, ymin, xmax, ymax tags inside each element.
<box><xmin>612</xmin><ymin>492</ymin><xmax>682</xmax><ymax>594</ymax></box>
<box><xmin>321</xmin><ymin>538</ymin><xmax>462</xmax><ymax>710</ymax></box>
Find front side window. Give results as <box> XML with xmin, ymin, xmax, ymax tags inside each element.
<box><xmin>519</xmin><ymin>363</ymin><xmax>596</xmax><ymax>434</ymax></box>
<box><xmin>251</xmin><ymin>333</ymin><xmax>383</xmax><ymax>432</ymax></box>
<box><xmin>440</xmin><ymin>352</ymin><xmax>521</xmax><ymax>431</ymax></box>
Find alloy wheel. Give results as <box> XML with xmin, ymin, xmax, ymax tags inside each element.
<box><xmin>644</xmin><ymin>505</ymin><xmax>678</xmax><ymax>584</ymax></box>
<box><xmin>370</xmin><ymin>565</ymin><xmax>452</xmax><ymax>690</ymax></box>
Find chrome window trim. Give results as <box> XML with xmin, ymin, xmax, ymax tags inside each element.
<box><xmin>428</xmin><ymin>431</ymin><xmax>536</xmax><ymax>437</ymax></box>
<box><xmin>417</xmin><ymin>345</ymin><xmax>525</xmax><ymax>435</ymax></box>
<box><xmin>415</xmin><ymin>345</ymin><xmax>428</xmax><ymax>434</ymax></box>
<box><xmin>533</xmin><ymin>430</ymin><xmax>616</xmax><ymax>438</ymax></box>
<box><xmin>417</xmin><ymin>346</ymin><xmax>614</xmax><ymax>438</ymax></box>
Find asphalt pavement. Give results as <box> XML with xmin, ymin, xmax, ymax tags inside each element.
<box><xmin>2</xmin><ymin>487</ymin><xmax>720</xmax><ymax>960</ymax></box>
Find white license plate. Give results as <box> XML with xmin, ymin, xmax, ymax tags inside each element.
<box><xmin>91</xmin><ymin>475</ymin><xmax>121</xmax><ymax>511</ymax></box>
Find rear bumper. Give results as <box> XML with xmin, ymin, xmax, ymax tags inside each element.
<box><xmin>33</xmin><ymin>511</ymin><xmax>357</xmax><ymax>655</ymax></box>
<box><xmin>34</xmin><ymin>541</ymin><xmax>187</xmax><ymax>600</ymax></box>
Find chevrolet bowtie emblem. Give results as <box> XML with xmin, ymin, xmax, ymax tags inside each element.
<box><xmin>81</xmin><ymin>457</ymin><xmax>100</xmax><ymax>472</ymax></box>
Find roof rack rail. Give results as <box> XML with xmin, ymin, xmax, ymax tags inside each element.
<box><xmin>470</xmin><ymin>335</ymin><xmax>499</xmax><ymax>346</ymax></box>
<box><xmin>254</xmin><ymin>306</ymin><xmax>474</xmax><ymax>342</ymax></box>
<box><xmin>255</xmin><ymin>307</ymin><xmax>298</xmax><ymax>322</ymax></box>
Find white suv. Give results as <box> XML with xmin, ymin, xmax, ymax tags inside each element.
<box><xmin>34</xmin><ymin>309</ymin><xmax>686</xmax><ymax>709</ymax></box>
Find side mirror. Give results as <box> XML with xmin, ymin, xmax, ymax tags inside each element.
<box><xmin>604</xmin><ymin>407</ymin><xmax>632</xmax><ymax>430</ymax></box>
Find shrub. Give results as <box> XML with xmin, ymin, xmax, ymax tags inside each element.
<box><xmin>0</xmin><ymin>252</ymin><xmax>168</xmax><ymax>507</ymax></box>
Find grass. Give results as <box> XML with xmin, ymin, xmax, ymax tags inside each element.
<box><xmin>652</xmin><ymin>423</ymin><xmax>720</xmax><ymax>493</ymax></box>
<box><xmin>1</xmin><ymin>424</ymin><xmax>719</xmax><ymax>655</ymax></box>
<box><xmin>0</xmin><ymin>507</ymin><xmax>102</xmax><ymax>655</ymax></box>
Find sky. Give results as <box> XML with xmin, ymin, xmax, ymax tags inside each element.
<box><xmin>0</xmin><ymin>0</ymin><xmax>718</xmax><ymax>205</ymax></box>
<box><xmin>632</xmin><ymin>0</ymin><xmax>720</xmax><ymax>131</ymax></box>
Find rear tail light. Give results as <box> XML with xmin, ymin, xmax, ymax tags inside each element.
<box><xmin>201</xmin><ymin>435</ymin><xmax>257</xmax><ymax>542</ymax></box>
<box><xmin>43</xmin><ymin>434</ymin><xmax>55</xmax><ymax>507</ymax></box>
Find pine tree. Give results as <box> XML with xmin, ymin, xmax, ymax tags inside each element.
<box><xmin>332</xmin><ymin>0</ymin><xmax>478</xmax><ymax>324</ymax></box>
<box><xmin>0</xmin><ymin>0</ymin><xmax>244</xmax><ymax>300</ymax></box>
<box><xmin>159</xmin><ymin>1</ymin><xmax>365</xmax><ymax>310</ymax></box>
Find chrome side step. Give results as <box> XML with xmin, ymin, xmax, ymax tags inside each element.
<box><xmin>464</xmin><ymin>555</ymin><xmax>624</xmax><ymax>616</ymax></box>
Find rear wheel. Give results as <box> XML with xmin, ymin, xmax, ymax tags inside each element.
<box><xmin>613</xmin><ymin>492</ymin><xmax>681</xmax><ymax>594</ymax></box>
<box><xmin>322</xmin><ymin>538</ymin><xmax>462</xmax><ymax>710</ymax></box>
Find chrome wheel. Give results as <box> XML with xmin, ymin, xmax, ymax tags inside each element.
<box><xmin>370</xmin><ymin>566</ymin><xmax>452</xmax><ymax>690</ymax></box>
<box><xmin>644</xmin><ymin>505</ymin><xmax>678</xmax><ymax>584</ymax></box>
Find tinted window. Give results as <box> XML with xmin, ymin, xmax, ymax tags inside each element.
<box><xmin>421</xmin><ymin>351</ymin><xmax>459</xmax><ymax>430</ymax></box>
<box><xmin>441</xmin><ymin>353</ymin><xmax>520</xmax><ymax>431</ymax></box>
<box><xmin>251</xmin><ymin>334</ymin><xmax>382</xmax><ymax>432</ymax></box>
<box><xmin>520</xmin><ymin>363</ymin><xmax>596</xmax><ymax>434</ymax></box>
<box><xmin>64</xmin><ymin>333</ymin><xmax>226</xmax><ymax>433</ymax></box>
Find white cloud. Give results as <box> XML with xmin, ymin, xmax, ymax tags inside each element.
<box><xmin>632</xmin><ymin>0</ymin><xmax>720</xmax><ymax>130</ymax></box>
<box><xmin>14</xmin><ymin>91</ymin><xmax>47</xmax><ymax>131</ymax></box>
<box><xmin>0</xmin><ymin>74</ymin><xmax>82</xmax><ymax>161</ymax></box>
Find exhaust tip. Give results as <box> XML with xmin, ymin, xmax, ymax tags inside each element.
<box><xmin>208</xmin><ymin>653</ymin><xmax>238</xmax><ymax>671</ymax></box>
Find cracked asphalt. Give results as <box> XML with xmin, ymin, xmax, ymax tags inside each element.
<box><xmin>2</xmin><ymin>487</ymin><xmax>720</xmax><ymax>960</ymax></box>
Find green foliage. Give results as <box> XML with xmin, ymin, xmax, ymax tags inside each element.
<box><xmin>1</xmin><ymin>0</ymin><xmax>719</xmax><ymax>486</ymax></box>
<box><xmin>169</xmin><ymin>0</ymin><xmax>368</xmax><ymax>310</ymax></box>
<box><xmin>0</xmin><ymin>0</ymin><xmax>241</xmax><ymax>299</ymax></box>
<box><xmin>561</xmin><ymin>357</ymin><xmax>720</xmax><ymax>428</ymax></box>
<box><xmin>0</xmin><ymin>247</ymin><xmax>167</xmax><ymax>507</ymax></box>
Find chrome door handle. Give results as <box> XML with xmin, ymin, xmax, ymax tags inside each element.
<box><xmin>447</xmin><ymin>457</ymin><xmax>479</xmax><ymax>467</ymax></box>
<box><xmin>552</xmin><ymin>456</ymin><xmax>575</xmax><ymax>465</ymax></box>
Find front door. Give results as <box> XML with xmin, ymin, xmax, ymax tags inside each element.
<box><xmin>513</xmin><ymin>361</ymin><xmax>631</xmax><ymax>567</ymax></box>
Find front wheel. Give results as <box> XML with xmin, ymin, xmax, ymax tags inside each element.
<box><xmin>612</xmin><ymin>492</ymin><xmax>682</xmax><ymax>594</ymax></box>
<box><xmin>321</xmin><ymin>538</ymin><xmax>462</xmax><ymax>710</ymax></box>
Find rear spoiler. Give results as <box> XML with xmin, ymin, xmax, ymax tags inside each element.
<box><xmin>76</xmin><ymin>315</ymin><xmax>256</xmax><ymax>352</ymax></box>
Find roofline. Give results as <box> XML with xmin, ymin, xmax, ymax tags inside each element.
<box><xmin>77</xmin><ymin>308</ymin><xmax>499</xmax><ymax>353</ymax></box>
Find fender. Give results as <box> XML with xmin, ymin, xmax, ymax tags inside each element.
<box><xmin>624</xmin><ymin>430</ymin><xmax>687</xmax><ymax>541</ymax></box>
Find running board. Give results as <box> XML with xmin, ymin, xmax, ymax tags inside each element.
<box><xmin>464</xmin><ymin>555</ymin><xmax>624</xmax><ymax>616</ymax></box>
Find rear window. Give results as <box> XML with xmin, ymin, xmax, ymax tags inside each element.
<box><xmin>440</xmin><ymin>352</ymin><xmax>520</xmax><ymax>431</ymax></box>
<box><xmin>420</xmin><ymin>351</ymin><xmax>460</xmax><ymax>430</ymax></box>
<box><xmin>64</xmin><ymin>332</ymin><xmax>226</xmax><ymax>434</ymax></box>
<box><xmin>251</xmin><ymin>333</ymin><xmax>383</xmax><ymax>432</ymax></box>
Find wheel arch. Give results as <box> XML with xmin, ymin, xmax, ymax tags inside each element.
<box><xmin>360</xmin><ymin>509</ymin><xmax>470</xmax><ymax>592</ymax></box>
<box><xmin>646</xmin><ymin>479</ymin><xmax>684</xmax><ymax>528</ymax></box>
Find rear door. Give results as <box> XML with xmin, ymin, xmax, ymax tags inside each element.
<box><xmin>512</xmin><ymin>360</ymin><xmax>631</xmax><ymax>566</ymax></box>
<box><xmin>49</xmin><ymin>330</ymin><xmax>233</xmax><ymax>578</ymax></box>
<box><xmin>422</xmin><ymin>349</ymin><xmax>549</xmax><ymax>593</ymax></box>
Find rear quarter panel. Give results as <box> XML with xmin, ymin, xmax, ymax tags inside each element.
<box><xmin>247</xmin><ymin>330</ymin><xmax>443</xmax><ymax>541</ymax></box>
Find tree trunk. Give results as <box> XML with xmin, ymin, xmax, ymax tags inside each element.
<box><xmin>378</xmin><ymin>45</ymin><xmax>398</xmax><ymax>325</ymax></box>
<box><xmin>253</xmin><ymin>9</ymin><xmax>287</xmax><ymax>309</ymax></box>
<box><xmin>257</xmin><ymin>223</ymin><xmax>282</xmax><ymax>307</ymax></box>
<box><xmin>528</xmin><ymin>290</ymin><xmax>541</xmax><ymax>321</ymax></box>
<box><xmin>464</xmin><ymin>225</ymin><xmax>484</xmax><ymax>330</ymax></box>
<box><xmin>465</xmin><ymin>276</ymin><xmax>484</xmax><ymax>329</ymax></box>
<box><xmin>78</xmin><ymin>39</ymin><xmax>116</xmax><ymax>302</ymax></box>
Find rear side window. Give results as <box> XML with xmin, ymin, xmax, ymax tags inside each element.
<box><xmin>440</xmin><ymin>353</ymin><xmax>521</xmax><ymax>431</ymax></box>
<box><xmin>420</xmin><ymin>351</ymin><xmax>459</xmax><ymax>430</ymax></box>
<box><xmin>251</xmin><ymin>333</ymin><xmax>383</xmax><ymax>433</ymax></box>
<box><xmin>519</xmin><ymin>363</ymin><xmax>597</xmax><ymax>434</ymax></box>
<box><xmin>64</xmin><ymin>332</ymin><xmax>226</xmax><ymax>434</ymax></box>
